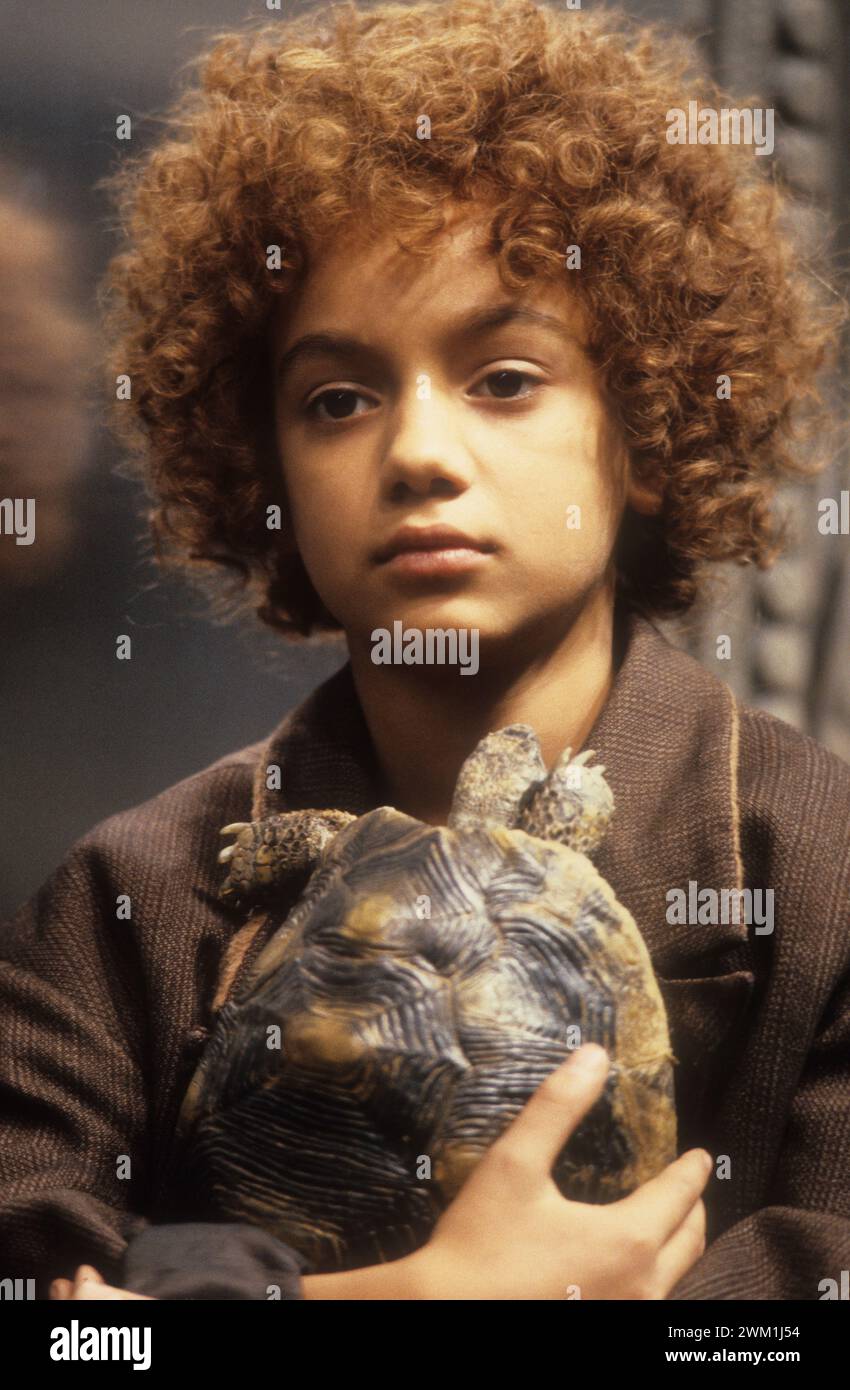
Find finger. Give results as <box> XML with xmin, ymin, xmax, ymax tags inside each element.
<box><xmin>617</xmin><ymin>1148</ymin><xmax>712</xmax><ymax>1245</ymax></box>
<box><xmin>69</xmin><ymin>1265</ymin><xmax>101</xmax><ymax>1297</ymax></box>
<box><xmin>71</xmin><ymin>1279</ymin><xmax>152</xmax><ymax>1300</ymax></box>
<box><xmin>50</xmin><ymin>1278</ymin><xmax>72</xmax><ymax>1300</ymax></box>
<box><xmin>493</xmin><ymin>1045</ymin><xmax>610</xmax><ymax>1173</ymax></box>
<box><xmin>654</xmin><ymin>1198</ymin><xmax>707</xmax><ymax>1296</ymax></box>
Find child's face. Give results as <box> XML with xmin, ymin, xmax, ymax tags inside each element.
<box><xmin>270</xmin><ymin>205</ymin><xmax>635</xmax><ymax>654</ymax></box>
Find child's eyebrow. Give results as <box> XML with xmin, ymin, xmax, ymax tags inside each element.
<box><xmin>275</xmin><ymin>302</ymin><xmax>582</xmax><ymax>387</ymax></box>
<box><xmin>457</xmin><ymin>303</ymin><xmax>583</xmax><ymax>348</ymax></box>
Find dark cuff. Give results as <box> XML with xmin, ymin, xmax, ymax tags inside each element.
<box><xmin>121</xmin><ymin>1221</ymin><xmax>313</xmax><ymax>1300</ymax></box>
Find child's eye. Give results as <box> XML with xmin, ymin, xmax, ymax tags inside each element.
<box><xmin>302</xmin><ymin>369</ymin><xmax>542</xmax><ymax>423</ymax></box>
<box><xmin>303</xmin><ymin>387</ymin><xmax>376</xmax><ymax>423</ymax></box>
<box><xmin>470</xmin><ymin>368</ymin><xmax>541</xmax><ymax>401</ymax></box>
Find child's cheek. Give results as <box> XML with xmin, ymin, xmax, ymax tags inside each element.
<box><xmin>502</xmin><ymin>414</ymin><xmax>623</xmax><ymax>571</ymax></box>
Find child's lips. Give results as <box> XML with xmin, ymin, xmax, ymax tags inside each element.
<box><xmin>373</xmin><ymin>524</ymin><xmax>496</xmax><ymax>565</ymax></box>
<box><xmin>381</xmin><ymin>546</ymin><xmax>494</xmax><ymax>577</ymax></box>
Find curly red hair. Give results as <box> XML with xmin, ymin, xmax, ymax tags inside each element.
<box><xmin>99</xmin><ymin>0</ymin><xmax>844</xmax><ymax>636</ymax></box>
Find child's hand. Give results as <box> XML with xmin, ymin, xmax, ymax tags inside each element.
<box><xmin>414</xmin><ymin>1044</ymin><xmax>709</xmax><ymax>1300</ymax></box>
<box><xmin>49</xmin><ymin>1265</ymin><xmax>155</xmax><ymax>1300</ymax></box>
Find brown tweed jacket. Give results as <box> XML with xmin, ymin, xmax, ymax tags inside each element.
<box><xmin>2</xmin><ymin>609</ymin><xmax>849</xmax><ymax>1300</ymax></box>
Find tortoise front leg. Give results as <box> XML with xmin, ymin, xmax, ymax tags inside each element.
<box><xmin>218</xmin><ymin>809</ymin><xmax>357</xmax><ymax>905</ymax></box>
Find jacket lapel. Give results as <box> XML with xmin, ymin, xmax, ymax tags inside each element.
<box><xmin>585</xmin><ymin>611</ymin><xmax>755</xmax><ymax>1146</ymax></box>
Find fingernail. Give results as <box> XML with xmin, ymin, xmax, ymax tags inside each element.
<box><xmin>573</xmin><ymin>1044</ymin><xmax>608</xmax><ymax>1071</ymax></box>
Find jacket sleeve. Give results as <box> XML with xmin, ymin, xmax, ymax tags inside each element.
<box><xmin>0</xmin><ymin>833</ymin><xmax>310</xmax><ymax>1301</ymax></box>
<box><xmin>120</xmin><ymin>1221</ymin><xmax>309</xmax><ymax>1299</ymax></box>
<box><xmin>670</xmin><ymin>963</ymin><xmax>850</xmax><ymax>1299</ymax></box>
<box><xmin>0</xmin><ymin>840</ymin><xmax>154</xmax><ymax>1297</ymax></box>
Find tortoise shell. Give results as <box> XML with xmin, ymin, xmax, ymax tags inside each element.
<box><xmin>177</xmin><ymin>726</ymin><xmax>676</xmax><ymax>1273</ymax></box>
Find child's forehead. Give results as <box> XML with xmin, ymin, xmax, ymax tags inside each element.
<box><xmin>270</xmin><ymin>203</ymin><xmax>589</xmax><ymax>350</ymax></box>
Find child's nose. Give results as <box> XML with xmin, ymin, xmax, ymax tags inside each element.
<box><xmin>380</xmin><ymin>387</ymin><xmax>475</xmax><ymax>496</ymax></box>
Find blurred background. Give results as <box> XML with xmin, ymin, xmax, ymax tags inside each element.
<box><xmin>1</xmin><ymin>0</ymin><xmax>848</xmax><ymax>918</ymax></box>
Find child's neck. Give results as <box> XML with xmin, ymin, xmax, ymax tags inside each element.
<box><xmin>347</xmin><ymin>587</ymin><xmax>617</xmax><ymax>826</ymax></box>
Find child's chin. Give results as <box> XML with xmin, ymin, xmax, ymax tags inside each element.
<box><xmin>371</xmin><ymin>598</ymin><xmax>494</xmax><ymax>633</ymax></box>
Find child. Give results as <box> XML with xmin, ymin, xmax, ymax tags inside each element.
<box><xmin>3</xmin><ymin>0</ymin><xmax>849</xmax><ymax>1301</ymax></box>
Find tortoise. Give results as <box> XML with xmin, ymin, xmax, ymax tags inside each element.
<box><xmin>177</xmin><ymin>725</ymin><xmax>676</xmax><ymax>1273</ymax></box>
